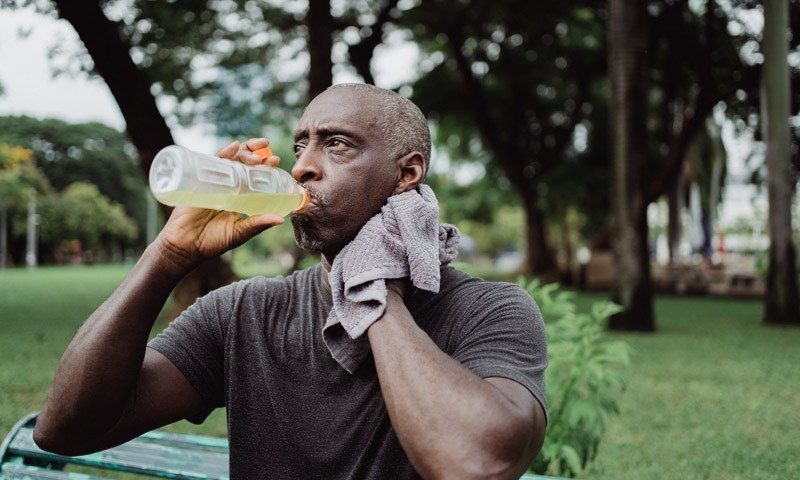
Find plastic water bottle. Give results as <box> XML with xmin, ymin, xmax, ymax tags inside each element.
<box><xmin>149</xmin><ymin>145</ymin><xmax>308</xmax><ymax>216</ymax></box>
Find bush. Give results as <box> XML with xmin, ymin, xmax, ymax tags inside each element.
<box><xmin>518</xmin><ymin>278</ymin><xmax>631</xmax><ymax>478</ymax></box>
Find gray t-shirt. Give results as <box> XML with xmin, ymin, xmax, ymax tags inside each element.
<box><xmin>149</xmin><ymin>264</ymin><xmax>547</xmax><ymax>479</ymax></box>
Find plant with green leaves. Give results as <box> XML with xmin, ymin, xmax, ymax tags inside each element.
<box><xmin>518</xmin><ymin>278</ymin><xmax>631</xmax><ymax>478</ymax></box>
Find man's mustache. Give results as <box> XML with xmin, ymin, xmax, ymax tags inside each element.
<box><xmin>301</xmin><ymin>184</ymin><xmax>327</xmax><ymax>208</ymax></box>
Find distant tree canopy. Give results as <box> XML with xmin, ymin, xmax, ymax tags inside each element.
<box><xmin>37</xmin><ymin>181</ymin><xmax>139</xmax><ymax>260</ymax></box>
<box><xmin>0</xmin><ymin>115</ymin><xmax>147</xmax><ymax>244</ymax></box>
<box><xmin>0</xmin><ymin>116</ymin><xmax>144</xmax><ymax>265</ymax></box>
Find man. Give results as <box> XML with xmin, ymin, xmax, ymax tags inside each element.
<box><xmin>34</xmin><ymin>84</ymin><xmax>548</xmax><ymax>479</ymax></box>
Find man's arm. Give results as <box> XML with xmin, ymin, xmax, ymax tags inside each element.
<box><xmin>34</xmin><ymin>139</ymin><xmax>284</xmax><ymax>455</ymax></box>
<box><xmin>367</xmin><ymin>282</ymin><xmax>546</xmax><ymax>480</ymax></box>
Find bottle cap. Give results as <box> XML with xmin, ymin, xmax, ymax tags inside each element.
<box><xmin>253</xmin><ymin>146</ymin><xmax>273</xmax><ymax>160</ymax></box>
<box><xmin>294</xmin><ymin>187</ymin><xmax>309</xmax><ymax>212</ymax></box>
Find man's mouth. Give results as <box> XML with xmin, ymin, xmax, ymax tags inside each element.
<box><xmin>300</xmin><ymin>184</ymin><xmax>326</xmax><ymax>209</ymax></box>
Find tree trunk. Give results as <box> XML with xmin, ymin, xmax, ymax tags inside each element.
<box><xmin>347</xmin><ymin>0</ymin><xmax>401</xmax><ymax>85</ymax></box>
<box><xmin>307</xmin><ymin>0</ymin><xmax>334</xmax><ymax>100</ymax></box>
<box><xmin>445</xmin><ymin>31</ymin><xmax>557</xmax><ymax>277</ymax></box>
<box><xmin>0</xmin><ymin>195</ymin><xmax>7</xmax><ymax>270</ymax></box>
<box><xmin>607</xmin><ymin>0</ymin><xmax>655</xmax><ymax>331</ymax></box>
<box><xmin>521</xmin><ymin>193</ymin><xmax>557</xmax><ymax>278</ymax></box>
<box><xmin>55</xmin><ymin>0</ymin><xmax>237</xmax><ymax>320</ymax></box>
<box><xmin>53</xmin><ymin>0</ymin><xmax>174</xmax><ymax>173</ymax></box>
<box><xmin>761</xmin><ymin>0</ymin><xmax>800</xmax><ymax>325</ymax></box>
<box><xmin>667</xmin><ymin>169</ymin><xmax>685</xmax><ymax>263</ymax></box>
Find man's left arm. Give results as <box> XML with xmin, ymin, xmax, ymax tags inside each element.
<box><xmin>367</xmin><ymin>282</ymin><xmax>547</xmax><ymax>480</ymax></box>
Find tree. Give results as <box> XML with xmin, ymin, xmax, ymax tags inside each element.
<box><xmin>0</xmin><ymin>115</ymin><xmax>148</xmax><ymax>246</ymax></box>
<box><xmin>406</xmin><ymin>1</ymin><xmax>609</xmax><ymax>277</ymax></box>
<box><xmin>0</xmin><ymin>143</ymin><xmax>50</xmax><ymax>268</ymax></box>
<box><xmin>761</xmin><ymin>0</ymin><xmax>800</xmax><ymax>324</ymax></box>
<box><xmin>38</xmin><ymin>182</ymin><xmax>139</xmax><ymax>262</ymax></box>
<box><xmin>607</xmin><ymin>0</ymin><xmax>654</xmax><ymax>331</ymax></box>
<box><xmin>4</xmin><ymin>0</ymin><xmax>403</xmax><ymax>315</ymax></box>
<box><xmin>645</xmin><ymin>1</ymin><xmax>759</xmax><ymax>262</ymax></box>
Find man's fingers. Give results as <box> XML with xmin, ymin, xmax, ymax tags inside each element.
<box><xmin>215</xmin><ymin>139</ymin><xmax>281</xmax><ymax>166</ymax></box>
<box><xmin>260</xmin><ymin>155</ymin><xmax>280</xmax><ymax>167</ymax></box>
<box><xmin>243</xmin><ymin>138</ymin><xmax>270</xmax><ymax>152</ymax></box>
<box><xmin>239</xmin><ymin>139</ymin><xmax>273</xmax><ymax>166</ymax></box>
<box><xmin>216</xmin><ymin>141</ymin><xmax>239</xmax><ymax>159</ymax></box>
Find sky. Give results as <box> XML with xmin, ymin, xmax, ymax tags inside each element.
<box><xmin>0</xmin><ymin>5</ymin><xmax>773</xmax><ymax>244</ymax></box>
<box><xmin>0</xmin><ymin>7</ymin><xmax>419</xmax><ymax>154</ymax></box>
<box><xmin>1</xmin><ymin>8</ymin><xmax>230</xmax><ymax>153</ymax></box>
<box><xmin>0</xmin><ymin>10</ymin><xmax>123</xmax><ymax>123</ymax></box>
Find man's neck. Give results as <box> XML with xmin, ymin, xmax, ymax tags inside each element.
<box><xmin>320</xmin><ymin>254</ymin><xmax>333</xmax><ymax>295</ymax></box>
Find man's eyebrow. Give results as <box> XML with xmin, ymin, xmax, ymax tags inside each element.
<box><xmin>294</xmin><ymin>124</ymin><xmax>366</xmax><ymax>144</ymax></box>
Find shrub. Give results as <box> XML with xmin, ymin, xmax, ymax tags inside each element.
<box><xmin>518</xmin><ymin>278</ymin><xmax>631</xmax><ymax>478</ymax></box>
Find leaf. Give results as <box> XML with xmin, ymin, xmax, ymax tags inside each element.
<box><xmin>560</xmin><ymin>444</ymin><xmax>584</xmax><ymax>475</ymax></box>
<box><xmin>591</xmin><ymin>300</ymin><xmax>623</xmax><ymax>321</ymax></box>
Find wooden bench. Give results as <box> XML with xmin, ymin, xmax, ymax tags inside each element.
<box><xmin>1</xmin><ymin>412</ymin><xmax>564</xmax><ymax>479</ymax></box>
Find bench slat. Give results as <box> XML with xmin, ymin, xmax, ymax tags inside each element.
<box><xmin>139</xmin><ymin>431</ymin><xmax>229</xmax><ymax>453</ymax></box>
<box><xmin>9</xmin><ymin>427</ymin><xmax>228</xmax><ymax>480</ymax></box>
<box><xmin>1</xmin><ymin>462</ymin><xmax>111</xmax><ymax>480</ymax></box>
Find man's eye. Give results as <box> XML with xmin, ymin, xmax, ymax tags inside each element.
<box><xmin>328</xmin><ymin>139</ymin><xmax>348</xmax><ymax>150</ymax></box>
<box><xmin>293</xmin><ymin>144</ymin><xmax>305</xmax><ymax>154</ymax></box>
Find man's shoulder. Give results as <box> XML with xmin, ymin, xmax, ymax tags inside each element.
<box><xmin>423</xmin><ymin>265</ymin><xmax>538</xmax><ymax>320</ymax></box>
<box><xmin>439</xmin><ymin>265</ymin><xmax>532</xmax><ymax>301</ymax></box>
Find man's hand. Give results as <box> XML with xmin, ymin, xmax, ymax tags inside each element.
<box><xmin>154</xmin><ymin>138</ymin><xmax>286</xmax><ymax>272</ymax></box>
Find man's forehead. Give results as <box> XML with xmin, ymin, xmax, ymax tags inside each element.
<box><xmin>295</xmin><ymin>89</ymin><xmax>381</xmax><ymax>137</ymax></box>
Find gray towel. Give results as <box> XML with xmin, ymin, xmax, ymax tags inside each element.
<box><xmin>323</xmin><ymin>184</ymin><xmax>460</xmax><ymax>373</ymax></box>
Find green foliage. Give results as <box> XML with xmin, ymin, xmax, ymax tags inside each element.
<box><xmin>0</xmin><ymin>143</ymin><xmax>51</xmax><ymax>200</ymax></box>
<box><xmin>0</xmin><ymin>116</ymin><xmax>147</xmax><ymax>248</ymax></box>
<box><xmin>518</xmin><ymin>278</ymin><xmax>631</xmax><ymax>478</ymax></box>
<box><xmin>37</xmin><ymin>182</ymin><xmax>139</xmax><ymax>257</ymax></box>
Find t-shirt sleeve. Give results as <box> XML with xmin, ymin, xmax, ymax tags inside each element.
<box><xmin>450</xmin><ymin>283</ymin><xmax>548</xmax><ymax>419</ymax></box>
<box><xmin>148</xmin><ymin>281</ymin><xmax>242</xmax><ymax>419</ymax></box>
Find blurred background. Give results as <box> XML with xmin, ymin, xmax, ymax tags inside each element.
<box><xmin>1</xmin><ymin>0</ymin><xmax>799</xmax><ymax>478</ymax></box>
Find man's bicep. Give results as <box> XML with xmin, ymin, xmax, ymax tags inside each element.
<box><xmin>102</xmin><ymin>348</ymin><xmax>207</xmax><ymax>446</ymax></box>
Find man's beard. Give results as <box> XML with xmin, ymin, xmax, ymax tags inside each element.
<box><xmin>290</xmin><ymin>214</ymin><xmax>326</xmax><ymax>252</ymax></box>
<box><xmin>289</xmin><ymin>184</ymin><xmax>337</xmax><ymax>255</ymax></box>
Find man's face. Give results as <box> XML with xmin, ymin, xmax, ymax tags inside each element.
<box><xmin>289</xmin><ymin>88</ymin><xmax>399</xmax><ymax>259</ymax></box>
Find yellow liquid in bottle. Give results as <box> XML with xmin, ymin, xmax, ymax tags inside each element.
<box><xmin>157</xmin><ymin>191</ymin><xmax>303</xmax><ymax>216</ymax></box>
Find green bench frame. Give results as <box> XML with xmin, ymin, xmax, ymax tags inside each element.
<box><xmin>1</xmin><ymin>413</ymin><xmax>229</xmax><ymax>480</ymax></box>
<box><xmin>1</xmin><ymin>412</ymin><xmax>565</xmax><ymax>479</ymax></box>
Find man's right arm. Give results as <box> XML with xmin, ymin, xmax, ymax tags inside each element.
<box><xmin>33</xmin><ymin>139</ymin><xmax>284</xmax><ymax>455</ymax></box>
<box><xmin>33</xmin><ymin>241</ymin><xmax>205</xmax><ymax>455</ymax></box>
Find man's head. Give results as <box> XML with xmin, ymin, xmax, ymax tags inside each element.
<box><xmin>289</xmin><ymin>84</ymin><xmax>431</xmax><ymax>259</ymax></box>
<box><xmin>326</xmin><ymin>83</ymin><xmax>431</xmax><ymax>173</ymax></box>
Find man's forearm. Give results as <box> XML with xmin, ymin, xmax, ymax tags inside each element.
<box><xmin>36</xmin><ymin>241</ymin><xmax>189</xmax><ymax>444</ymax></box>
<box><xmin>367</xmin><ymin>290</ymin><xmax>541</xmax><ymax>480</ymax></box>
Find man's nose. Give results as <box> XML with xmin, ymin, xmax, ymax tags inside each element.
<box><xmin>292</xmin><ymin>149</ymin><xmax>322</xmax><ymax>184</ymax></box>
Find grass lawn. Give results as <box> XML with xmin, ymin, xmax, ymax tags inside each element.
<box><xmin>1</xmin><ymin>265</ymin><xmax>798</xmax><ymax>479</ymax></box>
<box><xmin>573</xmin><ymin>292</ymin><xmax>800</xmax><ymax>480</ymax></box>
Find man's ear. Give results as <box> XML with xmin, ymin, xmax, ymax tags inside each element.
<box><xmin>392</xmin><ymin>152</ymin><xmax>426</xmax><ymax>195</ymax></box>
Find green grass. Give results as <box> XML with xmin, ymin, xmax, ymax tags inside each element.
<box><xmin>1</xmin><ymin>266</ymin><xmax>797</xmax><ymax>479</ymax></box>
<box><xmin>0</xmin><ymin>264</ymin><xmax>226</xmax><ymax>442</ymax></box>
<box><xmin>575</xmin><ymin>293</ymin><xmax>800</xmax><ymax>480</ymax></box>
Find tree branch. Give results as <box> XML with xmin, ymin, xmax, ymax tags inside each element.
<box><xmin>647</xmin><ymin>65</ymin><xmax>759</xmax><ymax>204</ymax></box>
<box><xmin>347</xmin><ymin>0</ymin><xmax>400</xmax><ymax>85</ymax></box>
<box><xmin>53</xmin><ymin>0</ymin><xmax>174</xmax><ymax>175</ymax></box>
